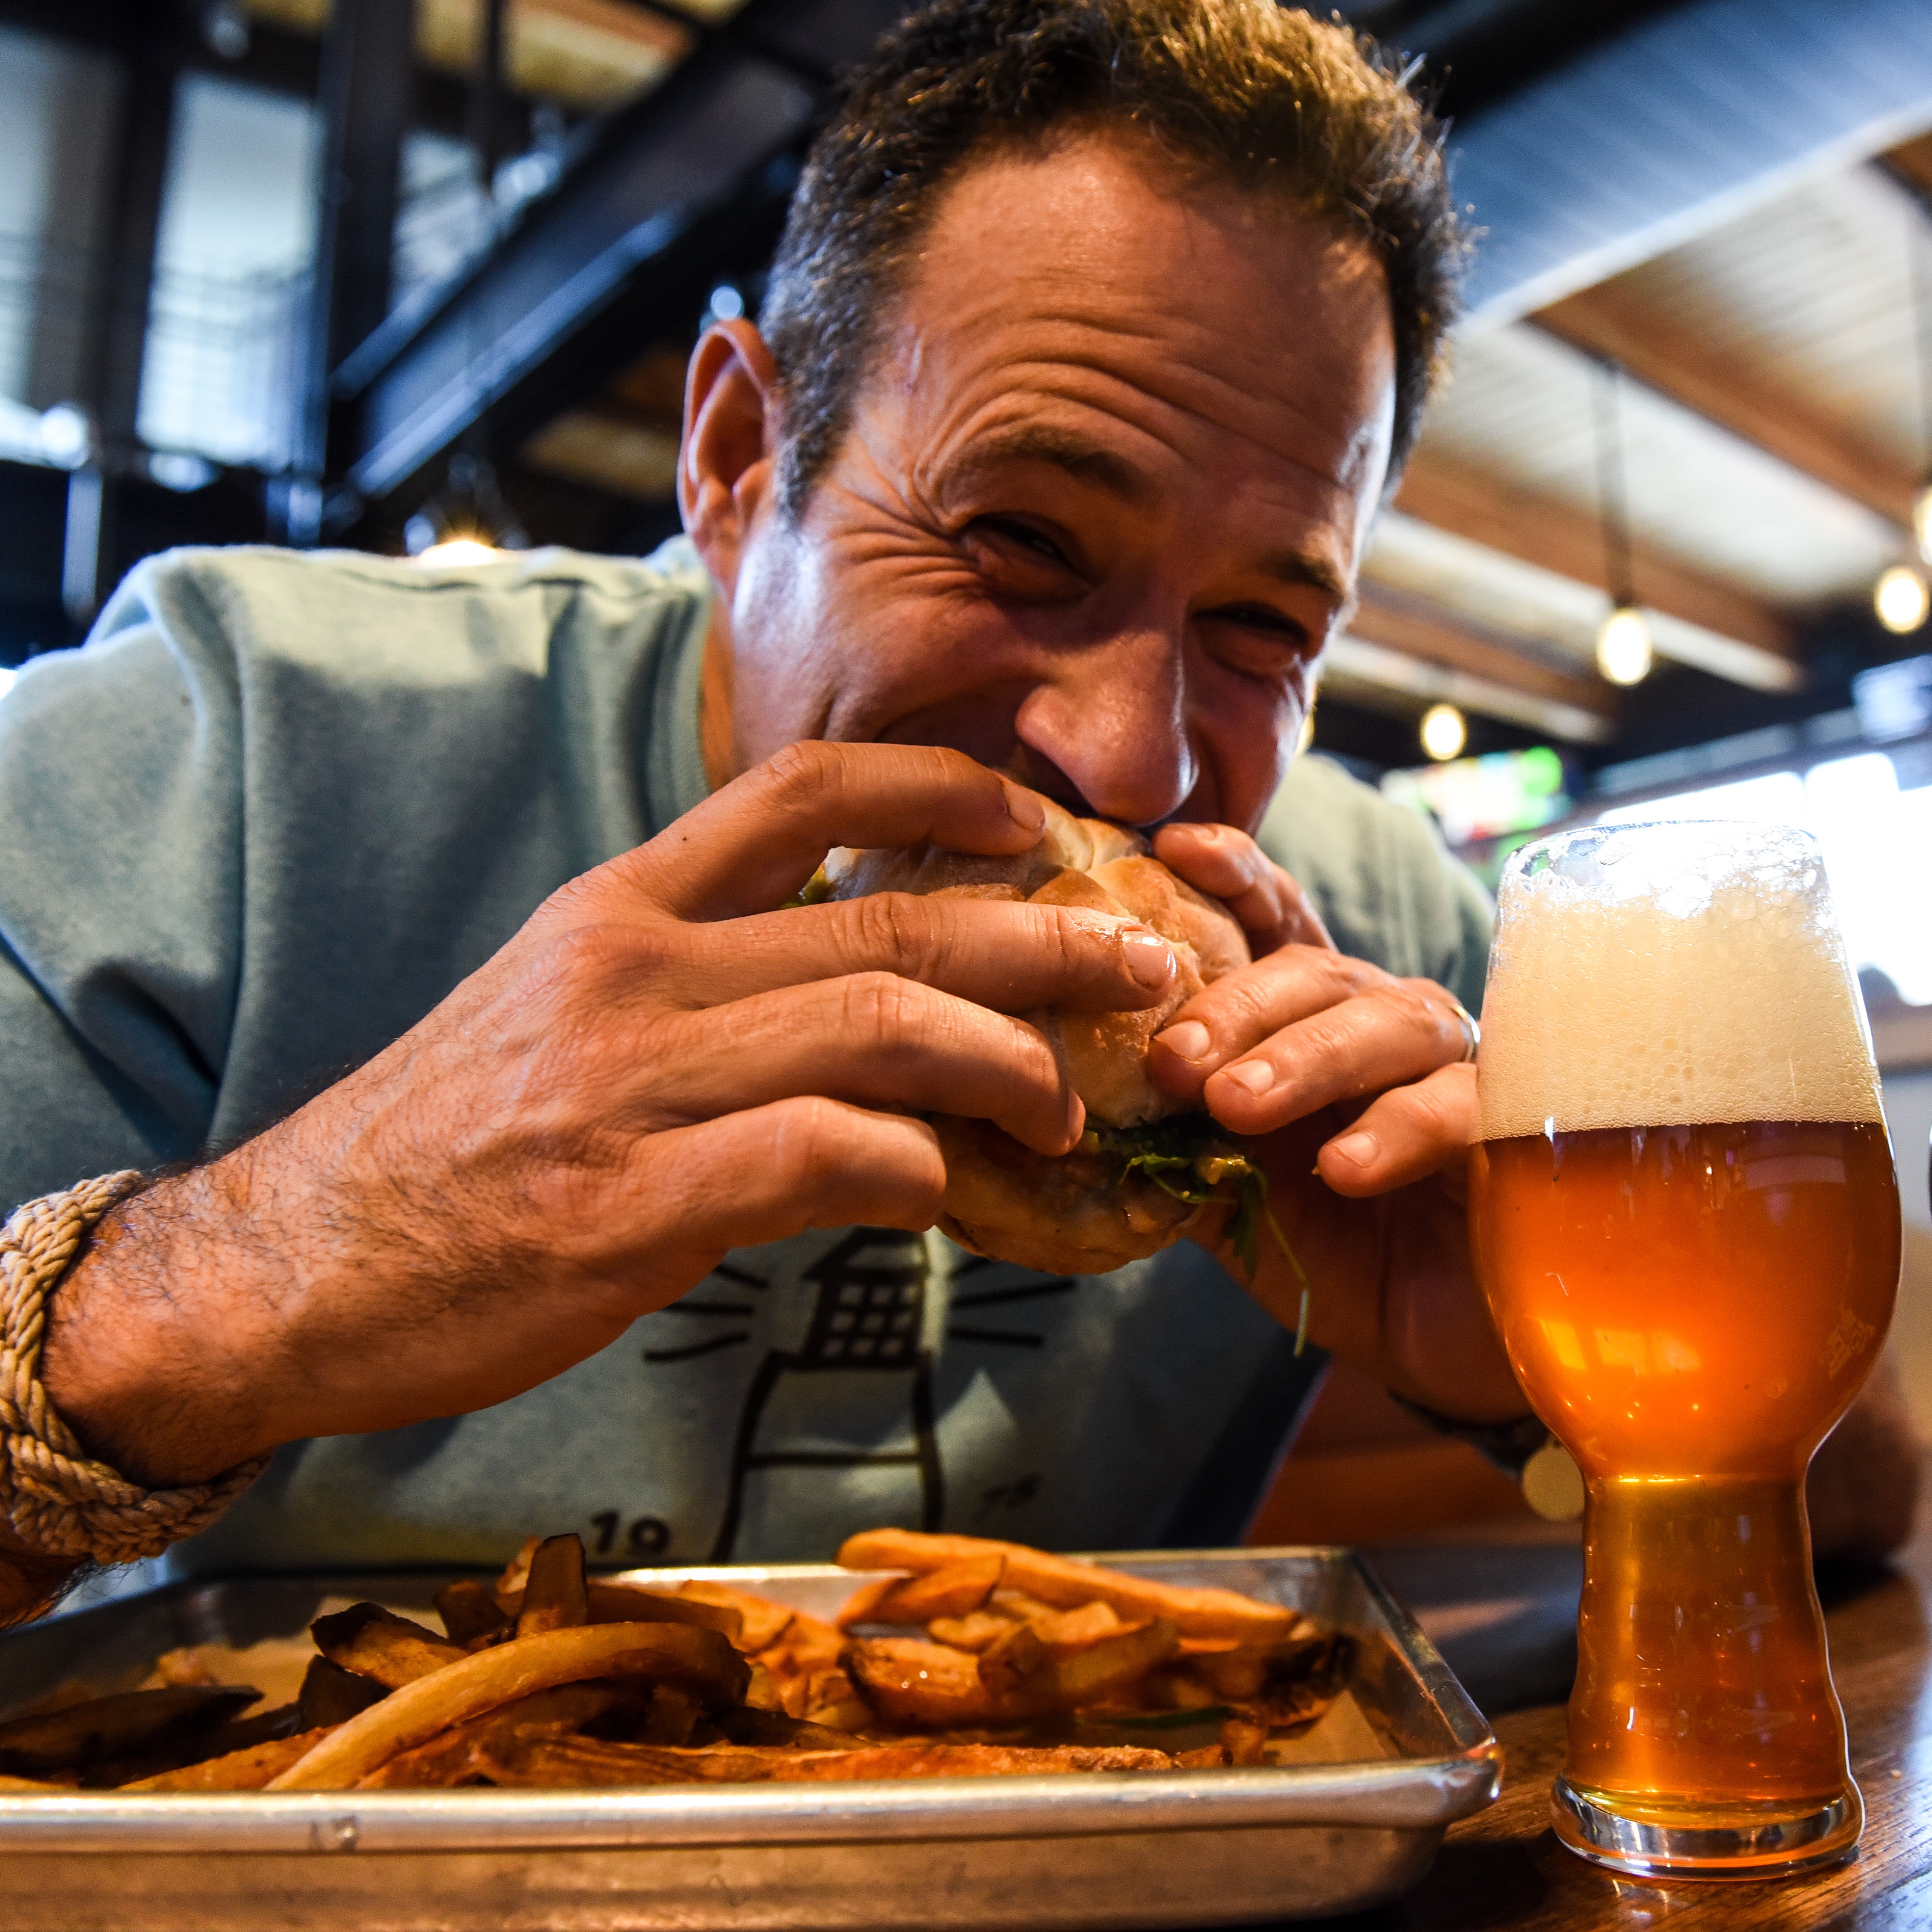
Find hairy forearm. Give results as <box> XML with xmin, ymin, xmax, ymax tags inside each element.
<box><xmin>40</xmin><ymin>1156</ymin><xmax>297</xmax><ymax>1489</ymax></box>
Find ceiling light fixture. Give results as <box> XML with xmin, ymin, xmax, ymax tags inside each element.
<box><xmin>405</xmin><ymin>451</ymin><xmax>526</xmax><ymax>566</ymax></box>
<box><xmin>1596</xmin><ymin>604</ymin><xmax>1654</xmax><ymax>685</ymax></box>
<box><xmin>1875</xmin><ymin>563</ymin><xmax>1931</xmax><ymax>635</ymax></box>
<box><xmin>1420</xmin><ymin>701</ymin><xmax>1466</xmax><ymax>762</ymax></box>
<box><xmin>1591</xmin><ymin>359</ymin><xmax>1653</xmax><ymax>687</ymax></box>
<box><xmin>1898</xmin><ymin>222</ymin><xmax>1932</xmax><ymax>579</ymax></box>
<box><xmin>414</xmin><ymin>534</ymin><xmax>501</xmax><ymax>568</ymax></box>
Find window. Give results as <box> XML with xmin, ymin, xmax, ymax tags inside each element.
<box><xmin>1599</xmin><ymin>753</ymin><xmax>1932</xmax><ymax>1006</ymax></box>
<box><xmin>136</xmin><ymin>72</ymin><xmax>318</xmax><ymax>470</ymax></box>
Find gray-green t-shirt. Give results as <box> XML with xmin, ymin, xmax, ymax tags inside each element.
<box><xmin>0</xmin><ymin>538</ymin><xmax>1490</xmax><ymax>1576</ymax></box>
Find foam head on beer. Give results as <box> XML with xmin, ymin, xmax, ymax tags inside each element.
<box><xmin>1479</xmin><ymin>820</ymin><xmax>1883</xmax><ymax>1141</ymax></box>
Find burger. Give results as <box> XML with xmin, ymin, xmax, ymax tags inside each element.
<box><xmin>820</xmin><ymin>799</ymin><xmax>1281</xmax><ymax>1278</ymax></box>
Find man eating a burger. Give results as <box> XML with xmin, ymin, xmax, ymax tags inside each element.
<box><xmin>0</xmin><ymin>0</ymin><xmax>1911</xmax><ymax>1618</ymax></box>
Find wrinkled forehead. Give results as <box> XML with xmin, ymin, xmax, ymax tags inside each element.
<box><xmin>853</xmin><ymin>130</ymin><xmax>1399</xmax><ymax>514</ymax></box>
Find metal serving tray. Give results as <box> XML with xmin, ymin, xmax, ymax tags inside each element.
<box><xmin>0</xmin><ymin>1549</ymin><xmax>1500</xmax><ymax>1931</ymax></box>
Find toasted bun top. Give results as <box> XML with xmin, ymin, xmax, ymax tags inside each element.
<box><xmin>824</xmin><ymin>799</ymin><xmax>1249</xmax><ymax>1128</ymax></box>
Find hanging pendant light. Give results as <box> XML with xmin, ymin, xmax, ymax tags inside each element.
<box><xmin>1881</xmin><ymin>215</ymin><xmax>1932</xmax><ymax>601</ymax></box>
<box><xmin>1875</xmin><ymin>562</ymin><xmax>1931</xmax><ymax>634</ymax></box>
<box><xmin>1592</xmin><ymin>359</ymin><xmax>1653</xmax><ymax>686</ymax></box>
<box><xmin>1420</xmin><ymin>701</ymin><xmax>1467</xmax><ymax>761</ymax></box>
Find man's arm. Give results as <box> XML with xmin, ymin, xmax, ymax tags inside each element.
<box><xmin>13</xmin><ymin>744</ymin><xmax>1182</xmax><ymax>1620</ymax></box>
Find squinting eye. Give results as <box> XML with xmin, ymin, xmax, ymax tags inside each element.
<box><xmin>1212</xmin><ymin>606</ymin><xmax>1308</xmax><ymax>645</ymax></box>
<box><xmin>978</xmin><ymin>518</ymin><xmax>1070</xmax><ymax>567</ymax></box>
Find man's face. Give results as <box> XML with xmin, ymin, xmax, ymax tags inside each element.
<box><xmin>701</xmin><ymin>130</ymin><xmax>1397</xmax><ymax>832</ymax></box>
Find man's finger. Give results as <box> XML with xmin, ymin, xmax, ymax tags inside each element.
<box><xmin>1314</xmin><ymin>1063</ymin><xmax>1478</xmax><ymax>1196</ymax></box>
<box><xmin>1145</xmin><ymin>945</ymin><xmax>1389</xmax><ymax>1103</ymax></box>
<box><xmin>635</xmin><ymin>1100</ymin><xmax>948</xmax><ymax>1249</ymax></box>
<box><xmin>657</xmin><ymin>897</ymin><xmax>1176</xmax><ymax>1015</ymax></box>
<box><xmin>1151</xmin><ymin>823</ymin><xmax>1331</xmax><ymax>956</ymax></box>
<box><xmin>637</xmin><ymin>977</ymin><xmax>1085</xmax><ymax>1155</ymax></box>
<box><xmin>1197</xmin><ymin>977</ymin><xmax>1471</xmax><ymax>1135</ymax></box>
<box><xmin>610</xmin><ymin>743</ymin><xmax>1048</xmax><ymax>921</ymax></box>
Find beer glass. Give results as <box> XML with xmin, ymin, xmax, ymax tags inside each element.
<box><xmin>1469</xmin><ymin>820</ymin><xmax>1900</xmax><ymax>1880</ymax></box>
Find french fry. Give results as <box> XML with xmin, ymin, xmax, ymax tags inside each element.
<box><xmin>847</xmin><ymin>1554</ymin><xmax>1005</xmax><ymax>1627</ymax></box>
<box><xmin>269</xmin><ymin>1622</ymin><xmax>749</xmax><ymax>1790</ymax></box>
<box><xmin>974</xmin><ymin>1619</ymin><xmax>1048</xmax><ymax>1701</ymax></box>
<box><xmin>837</xmin><ymin>1530</ymin><xmax>1299</xmax><ymax>1645</ymax></box>
<box><xmin>0</xmin><ymin>1686</ymin><xmax>261</xmax><ymax>1778</ymax></box>
<box><xmin>298</xmin><ymin>1657</ymin><xmax>389</xmax><ymax>1729</ymax></box>
<box><xmin>355</xmin><ymin>1683</ymin><xmax>623</xmax><ymax>1790</ymax></box>
<box><xmin>1003</xmin><ymin>1619</ymin><xmax>1178</xmax><ymax>1716</ymax></box>
<box><xmin>516</xmin><ymin>1534</ymin><xmax>590</xmax><ymax>1636</ymax></box>
<box><xmin>755</xmin><ymin>1608</ymin><xmax>844</xmax><ymax>1674</ymax></box>
<box><xmin>587</xmin><ymin>1583</ymin><xmax>742</xmax><ymax>1644</ymax></box>
<box><xmin>495</xmin><ymin>1537</ymin><xmax>541</xmax><ymax>1599</ymax></box>
<box><xmin>1029</xmin><ymin>1600</ymin><xmax>1124</xmax><ymax>1653</ymax></box>
<box><xmin>91</xmin><ymin>1702</ymin><xmax>308</xmax><ymax>1790</ymax></box>
<box><xmin>483</xmin><ymin>1736</ymin><xmax>1186</xmax><ymax>1787</ymax></box>
<box><xmin>435</xmin><ymin>1579</ymin><xmax>513</xmax><ymax>1648</ymax></box>
<box><xmin>673</xmin><ymin>1580</ymin><xmax>794</xmax><ymax>1651</ymax></box>
<box><xmin>831</xmin><ymin>1575</ymin><xmax>900</xmax><ymax>1631</ymax></box>
<box><xmin>491</xmin><ymin>1579</ymin><xmax>744</xmax><ymax>1644</ymax></box>
<box><xmin>1187</xmin><ymin>1645</ymin><xmax>1270</xmax><ymax>1701</ymax></box>
<box><xmin>844</xmin><ymin>1638</ymin><xmax>997</xmax><ymax>1727</ymax></box>
<box><xmin>311</xmin><ymin>1605</ymin><xmax>467</xmax><ymax>1689</ymax></box>
<box><xmin>715</xmin><ymin>1706</ymin><xmax>873</xmax><ymax>1750</ymax></box>
<box><xmin>125</xmin><ymin>1726</ymin><xmax>336</xmax><ymax>1792</ymax></box>
<box><xmin>1218</xmin><ymin>1716</ymin><xmax>1269</xmax><ymax>1767</ymax></box>
<box><xmin>926</xmin><ymin>1610</ymin><xmax>1019</xmax><ymax>1653</ymax></box>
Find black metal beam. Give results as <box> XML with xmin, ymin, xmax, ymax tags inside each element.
<box><xmin>54</xmin><ymin>9</ymin><xmax>178</xmax><ymax>625</ymax></box>
<box><xmin>291</xmin><ymin>0</ymin><xmax>416</xmax><ymax>539</ymax></box>
<box><xmin>326</xmin><ymin>0</ymin><xmax>912</xmax><ymax>528</ymax></box>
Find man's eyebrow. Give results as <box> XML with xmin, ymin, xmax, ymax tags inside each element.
<box><xmin>1257</xmin><ymin>547</ymin><xmax>1350</xmax><ymax>605</ymax></box>
<box><xmin>949</xmin><ymin>425</ymin><xmax>1155</xmax><ymax>506</ymax></box>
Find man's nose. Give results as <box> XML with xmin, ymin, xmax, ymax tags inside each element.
<box><xmin>1012</xmin><ymin>629</ymin><xmax>1198</xmax><ymax>828</ymax></box>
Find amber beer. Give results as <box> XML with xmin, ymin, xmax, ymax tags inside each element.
<box><xmin>1470</xmin><ymin>822</ymin><xmax>1900</xmax><ymax>1879</ymax></box>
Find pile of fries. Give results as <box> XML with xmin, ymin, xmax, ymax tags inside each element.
<box><xmin>0</xmin><ymin>1531</ymin><xmax>1346</xmax><ymax>1793</ymax></box>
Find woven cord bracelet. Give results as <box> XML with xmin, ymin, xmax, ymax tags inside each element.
<box><xmin>0</xmin><ymin>1173</ymin><xmax>267</xmax><ymax>1564</ymax></box>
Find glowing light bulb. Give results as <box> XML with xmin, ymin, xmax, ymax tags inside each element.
<box><xmin>1420</xmin><ymin>702</ymin><xmax>1466</xmax><ymax>762</ymax></box>
<box><xmin>1874</xmin><ymin>563</ymin><xmax>1931</xmax><ymax>635</ymax></box>
<box><xmin>1595</xmin><ymin>604</ymin><xmax>1653</xmax><ymax>686</ymax></box>
<box><xmin>415</xmin><ymin>536</ymin><xmax>499</xmax><ymax>568</ymax></box>
<box><xmin>1913</xmin><ymin>483</ymin><xmax>1932</xmax><ymax>567</ymax></box>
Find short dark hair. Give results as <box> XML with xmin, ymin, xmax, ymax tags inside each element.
<box><xmin>760</xmin><ymin>0</ymin><xmax>1463</xmax><ymax>515</ymax></box>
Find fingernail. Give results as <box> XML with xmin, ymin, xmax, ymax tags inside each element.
<box><xmin>1155</xmin><ymin>1019</ymin><xmax>1212</xmax><ymax>1062</ymax></box>
<box><xmin>1223</xmin><ymin>1059</ymin><xmax>1275</xmax><ymax>1098</ymax></box>
<box><xmin>1330</xmin><ymin>1130</ymin><xmax>1376</xmax><ymax>1167</ymax></box>
<box><xmin>1121</xmin><ymin>928</ymin><xmax>1176</xmax><ymax>988</ymax></box>
<box><xmin>1004</xmin><ymin>784</ymin><xmax>1045</xmax><ymax>832</ymax></box>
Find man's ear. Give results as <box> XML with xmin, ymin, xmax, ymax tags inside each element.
<box><xmin>679</xmin><ymin>319</ymin><xmax>781</xmax><ymax>594</ymax></box>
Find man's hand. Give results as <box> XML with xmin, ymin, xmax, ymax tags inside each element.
<box><xmin>1149</xmin><ymin>820</ymin><xmax>1524</xmax><ymax>1424</ymax></box>
<box><xmin>45</xmin><ymin>744</ymin><xmax>1178</xmax><ymax>1490</ymax></box>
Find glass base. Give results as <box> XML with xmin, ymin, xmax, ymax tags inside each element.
<box><xmin>1551</xmin><ymin>1774</ymin><xmax>1863</xmax><ymax>1881</ymax></box>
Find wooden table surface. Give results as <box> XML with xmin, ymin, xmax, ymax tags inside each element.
<box><xmin>1305</xmin><ymin>1501</ymin><xmax>1932</xmax><ymax>1930</ymax></box>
